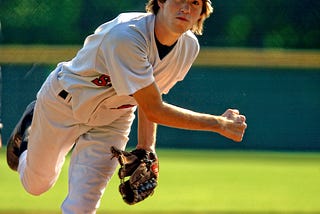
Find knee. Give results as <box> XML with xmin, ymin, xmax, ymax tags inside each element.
<box><xmin>26</xmin><ymin>189</ymin><xmax>44</xmax><ymax>196</ymax></box>
<box><xmin>22</xmin><ymin>177</ymin><xmax>55</xmax><ymax>196</ymax></box>
<box><xmin>24</xmin><ymin>183</ymin><xmax>53</xmax><ymax>196</ymax></box>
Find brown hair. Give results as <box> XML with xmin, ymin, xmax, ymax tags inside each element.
<box><xmin>145</xmin><ymin>0</ymin><xmax>213</xmax><ymax>35</ymax></box>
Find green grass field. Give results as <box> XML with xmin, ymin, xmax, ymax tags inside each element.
<box><xmin>0</xmin><ymin>149</ymin><xmax>319</xmax><ymax>214</ymax></box>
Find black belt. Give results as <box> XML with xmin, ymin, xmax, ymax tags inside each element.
<box><xmin>58</xmin><ymin>90</ymin><xmax>69</xmax><ymax>100</ymax></box>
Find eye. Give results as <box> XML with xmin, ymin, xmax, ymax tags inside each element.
<box><xmin>190</xmin><ymin>0</ymin><xmax>202</xmax><ymax>8</ymax></box>
<box><xmin>192</xmin><ymin>0</ymin><xmax>200</xmax><ymax>6</ymax></box>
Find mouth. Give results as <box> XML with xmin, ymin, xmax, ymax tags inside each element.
<box><xmin>176</xmin><ymin>16</ymin><xmax>189</xmax><ymax>22</ymax></box>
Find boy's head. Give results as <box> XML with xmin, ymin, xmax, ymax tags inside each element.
<box><xmin>146</xmin><ymin>0</ymin><xmax>213</xmax><ymax>35</ymax></box>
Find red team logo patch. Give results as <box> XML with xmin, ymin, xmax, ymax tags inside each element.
<box><xmin>91</xmin><ymin>74</ymin><xmax>112</xmax><ymax>87</ymax></box>
<box><xmin>92</xmin><ymin>74</ymin><xmax>135</xmax><ymax>109</ymax></box>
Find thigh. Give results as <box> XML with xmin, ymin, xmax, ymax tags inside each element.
<box><xmin>71</xmin><ymin>107</ymin><xmax>135</xmax><ymax>169</ymax></box>
<box><xmin>61</xmin><ymin>110</ymin><xmax>135</xmax><ymax>213</ymax></box>
<box><xmin>25</xmin><ymin>82</ymin><xmax>87</xmax><ymax>182</ymax></box>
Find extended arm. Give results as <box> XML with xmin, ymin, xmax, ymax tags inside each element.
<box><xmin>133</xmin><ymin>82</ymin><xmax>247</xmax><ymax>142</ymax></box>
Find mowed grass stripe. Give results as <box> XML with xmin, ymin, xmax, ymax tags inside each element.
<box><xmin>0</xmin><ymin>149</ymin><xmax>319</xmax><ymax>213</ymax></box>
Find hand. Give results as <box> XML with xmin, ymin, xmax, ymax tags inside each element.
<box><xmin>219</xmin><ymin>109</ymin><xmax>247</xmax><ymax>142</ymax></box>
<box><xmin>110</xmin><ymin>146</ymin><xmax>159</xmax><ymax>205</ymax></box>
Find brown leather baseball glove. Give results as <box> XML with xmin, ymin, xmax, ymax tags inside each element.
<box><xmin>110</xmin><ymin>146</ymin><xmax>159</xmax><ymax>205</ymax></box>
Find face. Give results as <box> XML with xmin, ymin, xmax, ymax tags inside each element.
<box><xmin>158</xmin><ymin>0</ymin><xmax>203</xmax><ymax>35</ymax></box>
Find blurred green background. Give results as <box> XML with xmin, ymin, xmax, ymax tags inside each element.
<box><xmin>0</xmin><ymin>0</ymin><xmax>319</xmax><ymax>48</ymax></box>
<box><xmin>0</xmin><ymin>0</ymin><xmax>319</xmax><ymax>213</ymax></box>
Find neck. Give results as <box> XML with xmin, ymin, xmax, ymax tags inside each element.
<box><xmin>154</xmin><ymin>14</ymin><xmax>180</xmax><ymax>46</ymax></box>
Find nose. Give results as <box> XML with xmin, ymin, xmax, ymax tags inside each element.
<box><xmin>180</xmin><ymin>2</ymin><xmax>191</xmax><ymax>14</ymax></box>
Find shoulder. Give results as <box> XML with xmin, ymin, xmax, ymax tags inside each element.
<box><xmin>183</xmin><ymin>30</ymin><xmax>199</xmax><ymax>41</ymax></box>
<box><xmin>182</xmin><ymin>31</ymin><xmax>200</xmax><ymax>47</ymax></box>
<box><xmin>178</xmin><ymin>31</ymin><xmax>200</xmax><ymax>55</ymax></box>
<box><xmin>107</xmin><ymin>12</ymin><xmax>154</xmax><ymax>35</ymax></box>
<box><xmin>103</xmin><ymin>13</ymin><xmax>155</xmax><ymax>48</ymax></box>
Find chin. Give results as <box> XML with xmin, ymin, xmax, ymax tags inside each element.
<box><xmin>173</xmin><ymin>26</ymin><xmax>190</xmax><ymax>34</ymax></box>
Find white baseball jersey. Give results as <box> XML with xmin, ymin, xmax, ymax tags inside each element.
<box><xmin>57</xmin><ymin>12</ymin><xmax>200</xmax><ymax>125</ymax></box>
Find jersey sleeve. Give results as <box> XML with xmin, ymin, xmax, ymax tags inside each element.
<box><xmin>100</xmin><ymin>26</ymin><xmax>154</xmax><ymax>96</ymax></box>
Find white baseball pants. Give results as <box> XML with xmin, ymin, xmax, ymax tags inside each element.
<box><xmin>17</xmin><ymin>69</ymin><xmax>136</xmax><ymax>213</ymax></box>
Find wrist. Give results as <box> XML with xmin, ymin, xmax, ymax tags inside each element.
<box><xmin>136</xmin><ymin>145</ymin><xmax>156</xmax><ymax>153</ymax></box>
<box><xmin>210</xmin><ymin>115</ymin><xmax>225</xmax><ymax>133</ymax></box>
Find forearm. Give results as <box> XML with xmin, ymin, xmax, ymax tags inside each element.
<box><xmin>149</xmin><ymin>102</ymin><xmax>221</xmax><ymax>132</ymax></box>
<box><xmin>148</xmin><ymin>102</ymin><xmax>247</xmax><ymax>142</ymax></box>
<box><xmin>133</xmin><ymin>82</ymin><xmax>246</xmax><ymax>142</ymax></box>
<box><xmin>134</xmin><ymin>82</ymin><xmax>221</xmax><ymax>133</ymax></box>
<box><xmin>136</xmin><ymin>107</ymin><xmax>157</xmax><ymax>152</ymax></box>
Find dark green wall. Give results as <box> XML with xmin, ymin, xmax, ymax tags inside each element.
<box><xmin>157</xmin><ymin>67</ymin><xmax>320</xmax><ymax>151</ymax></box>
<box><xmin>1</xmin><ymin>65</ymin><xmax>319</xmax><ymax>151</ymax></box>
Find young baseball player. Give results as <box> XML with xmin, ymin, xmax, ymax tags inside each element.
<box><xmin>7</xmin><ymin>0</ymin><xmax>247</xmax><ymax>213</ymax></box>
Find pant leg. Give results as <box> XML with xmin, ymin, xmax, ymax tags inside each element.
<box><xmin>61</xmin><ymin>110</ymin><xmax>135</xmax><ymax>214</ymax></box>
<box><xmin>18</xmin><ymin>71</ymin><xmax>89</xmax><ymax>196</ymax></box>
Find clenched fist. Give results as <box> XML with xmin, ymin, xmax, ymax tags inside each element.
<box><xmin>219</xmin><ymin>109</ymin><xmax>247</xmax><ymax>142</ymax></box>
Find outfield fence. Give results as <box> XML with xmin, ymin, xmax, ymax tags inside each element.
<box><xmin>0</xmin><ymin>46</ymin><xmax>319</xmax><ymax>151</ymax></box>
<box><xmin>1</xmin><ymin>45</ymin><xmax>320</xmax><ymax>68</ymax></box>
